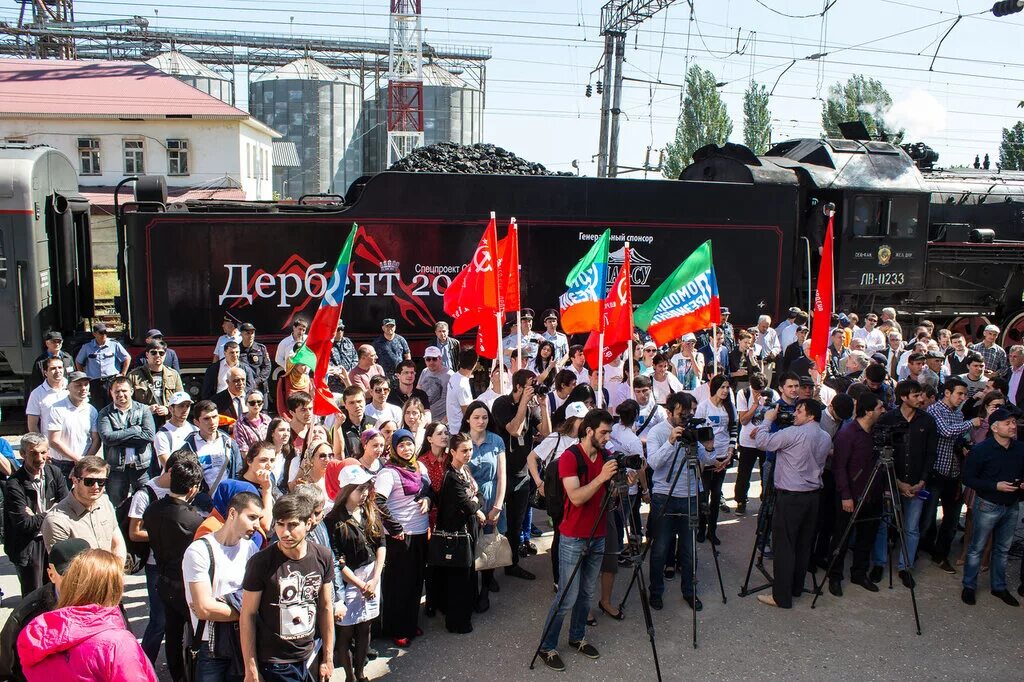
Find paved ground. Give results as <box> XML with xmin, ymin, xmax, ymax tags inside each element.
<box><xmin>1</xmin><ymin>465</ymin><xmax>1021</xmax><ymax>682</ymax></box>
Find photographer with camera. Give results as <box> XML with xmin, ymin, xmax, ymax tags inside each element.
<box><xmin>750</xmin><ymin>398</ymin><xmax>832</xmax><ymax>608</ymax></box>
<box><xmin>876</xmin><ymin>380</ymin><xmax>937</xmax><ymax>588</ymax></box>
<box><xmin>537</xmin><ymin>409</ymin><xmax>617</xmax><ymax>672</ymax></box>
<box><xmin>695</xmin><ymin>375</ymin><xmax>739</xmax><ymax>544</ymax></box>
<box><xmin>734</xmin><ymin>372</ymin><xmax>775</xmax><ymax>515</ymax></box>
<box><xmin>492</xmin><ymin>369</ymin><xmax>551</xmax><ymax>582</ymax></box>
<box><xmin>827</xmin><ymin>393</ymin><xmax>886</xmax><ymax>597</ymax></box>
<box><xmin>645</xmin><ymin>392</ymin><xmax>718</xmax><ymax>612</ymax></box>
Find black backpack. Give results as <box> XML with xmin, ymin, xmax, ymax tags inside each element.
<box><xmin>118</xmin><ymin>485</ymin><xmax>158</xmax><ymax>575</ymax></box>
<box><xmin>544</xmin><ymin>444</ymin><xmax>589</xmax><ymax>526</ymax></box>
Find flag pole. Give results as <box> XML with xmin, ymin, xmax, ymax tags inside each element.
<box><xmin>597</xmin><ymin>331</ymin><xmax>605</xmax><ymax>408</ymax></box>
<box><xmin>713</xmin><ymin>323</ymin><xmax>719</xmax><ymax>377</ymax></box>
<box><xmin>627</xmin><ymin>338</ymin><xmax>634</xmax><ymax>400</ymax></box>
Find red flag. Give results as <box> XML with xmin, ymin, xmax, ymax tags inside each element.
<box><xmin>442</xmin><ymin>216</ymin><xmax>500</xmax><ymax>333</ymax></box>
<box><xmin>475</xmin><ymin>312</ymin><xmax>500</xmax><ymax>360</ymax></box>
<box><xmin>497</xmin><ymin>218</ymin><xmax>521</xmax><ymax>313</ymax></box>
<box><xmin>810</xmin><ymin>213</ymin><xmax>835</xmax><ymax>374</ymax></box>
<box><xmin>584</xmin><ymin>245</ymin><xmax>634</xmax><ymax>368</ymax></box>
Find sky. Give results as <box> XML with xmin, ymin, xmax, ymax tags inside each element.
<box><xmin>10</xmin><ymin>0</ymin><xmax>1023</xmax><ymax>175</ymax></box>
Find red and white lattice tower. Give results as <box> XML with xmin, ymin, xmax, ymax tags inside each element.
<box><xmin>386</xmin><ymin>0</ymin><xmax>424</xmax><ymax>165</ymax></box>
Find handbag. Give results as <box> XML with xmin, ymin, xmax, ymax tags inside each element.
<box><xmin>474</xmin><ymin>530</ymin><xmax>513</xmax><ymax>571</ymax></box>
<box><xmin>427</xmin><ymin>530</ymin><xmax>474</xmax><ymax>568</ymax></box>
<box><xmin>530</xmin><ymin>435</ymin><xmax>562</xmax><ymax>511</ymax></box>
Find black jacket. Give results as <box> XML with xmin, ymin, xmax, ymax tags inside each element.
<box><xmin>0</xmin><ymin>582</ymin><xmax>56</xmax><ymax>680</ymax></box>
<box><xmin>436</xmin><ymin>466</ymin><xmax>482</xmax><ymax>536</ymax></box>
<box><xmin>201</xmin><ymin>361</ymin><xmax>256</xmax><ymax>400</ymax></box>
<box><xmin>143</xmin><ymin>495</ymin><xmax>204</xmax><ymax>591</ymax></box>
<box><xmin>214</xmin><ymin>389</ymin><xmax>247</xmax><ymax>422</ymax></box>
<box><xmin>877</xmin><ymin>408</ymin><xmax>938</xmax><ymax>485</ymax></box>
<box><xmin>3</xmin><ymin>464</ymin><xmax>68</xmax><ymax>567</ymax></box>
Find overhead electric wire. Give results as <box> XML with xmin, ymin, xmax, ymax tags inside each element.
<box><xmin>753</xmin><ymin>0</ymin><xmax>839</xmax><ymax>19</ymax></box>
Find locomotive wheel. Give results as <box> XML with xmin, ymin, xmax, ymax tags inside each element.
<box><xmin>1000</xmin><ymin>311</ymin><xmax>1024</xmax><ymax>347</ymax></box>
<box><xmin>946</xmin><ymin>316</ymin><xmax>992</xmax><ymax>343</ymax></box>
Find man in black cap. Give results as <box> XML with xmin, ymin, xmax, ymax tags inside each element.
<box><xmin>372</xmin><ymin>317</ymin><xmax>411</xmax><ymax>381</ymax></box>
<box><xmin>239</xmin><ymin>322</ymin><xmax>271</xmax><ymax>397</ymax></box>
<box><xmin>719</xmin><ymin>306</ymin><xmax>736</xmax><ymax>351</ymax></box>
<box><xmin>213</xmin><ymin>312</ymin><xmax>242</xmax><ymax>363</ymax></box>
<box><xmin>132</xmin><ymin>329</ymin><xmax>180</xmax><ymax>372</ymax></box>
<box><xmin>503</xmin><ymin>308</ymin><xmax>542</xmax><ymax>366</ymax></box>
<box><xmin>4</xmin><ymin>433</ymin><xmax>69</xmax><ymax>595</ymax></box>
<box><xmin>0</xmin><ymin>537</ymin><xmax>90</xmax><ymax>681</ymax></box>
<box><xmin>327</xmin><ymin>321</ymin><xmax>357</xmax><ymax>392</ymax></box>
<box><xmin>75</xmin><ymin>322</ymin><xmax>131</xmax><ymax>409</ymax></box>
<box><xmin>541</xmin><ymin>309</ymin><xmax>570</xmax><ymax>363</ymax></box>
<box><xmin>26</xmin><ymin>330</ymin><xmax>74</xmax><ymax>395</ymax></box>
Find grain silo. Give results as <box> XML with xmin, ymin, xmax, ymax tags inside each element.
<box><xmin>145</xmin><ymin>51</ymin><xmax>234</xmax><ymax>105</ymax></box>
<box><xmin>249</xmin><ymin>57</ymin><xmax>363</xmax><ymax>199</ymax></box>
<box><xmin>362</xmin><ymin>61</ymin><xmax>484</xmax><ymax>173</ymax></box>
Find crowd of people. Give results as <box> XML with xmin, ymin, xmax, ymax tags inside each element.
<box><xmin>0</xmin><ymin>303</ymin><xmax>1022</xmax><ymax>680</ymax></box>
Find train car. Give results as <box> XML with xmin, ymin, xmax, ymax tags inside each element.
<box><xmin>0</xmin><ymin>145</ymin><xmax>93</xmax><ymax>404</ymax></box>
<box><xmin>119</xmin><ymin>170</ymin><xmax>802</xmax><ymax>394</ymax></box>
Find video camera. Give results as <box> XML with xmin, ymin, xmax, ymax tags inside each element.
<box><xmin>872</xmin><ymin>423</ymin><xmax>906</xmax><ymax>463</ymax></box>
<box><xmin>679</xmin><ymin>418</ymin><xmax>715</xmax><ymax>446</ymax></box>
<box><xmin>608</xmin><ymin>451</ymin><xmax>645</xmax><ymax>497</ymax></box>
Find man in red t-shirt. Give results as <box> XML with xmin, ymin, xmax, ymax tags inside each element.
<box><xmin>537</xmin><ymin>409</ymin><xmax>617</xmax><ymax>672</ymax></box>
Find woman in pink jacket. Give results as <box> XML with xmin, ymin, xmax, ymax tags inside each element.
<box><xmin>17</xmin><ymin>548</ymin><xmax>157</xmax><ymax>682</ymax></box>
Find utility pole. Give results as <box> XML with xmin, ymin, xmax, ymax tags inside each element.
<box><xmin>596</xmin><ymin>0</ymin><xmax>680</xmax><ymax>178</ymax></box>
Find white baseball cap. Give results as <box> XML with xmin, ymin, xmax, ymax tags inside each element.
<box><xmin>643</xmin><ymin>341</ymin><xmax>658</xmax><ymax>350</ymax></box>
<box><xmin>168</xmin><ymin>391</ymin><xmax>193</xmax><ymax>406</ymax></box>
<box><xmin>339</xmin><ymin>465</ymin><xmax>373</xmax><ymax>488</ymax></box>
<box><xmin>424</xmin><ymin>346</ymin><xmax>443</xmax><ymax>359</ymax></box>
<box><xmin>984</xmin><ymin>324</ymin><xmax>1000</xmax><ymax>334</ymax></box>
<box><xmin>564</xmin><ymin>401</ymin><xmax>589</xmax><ymax>420</ymax></box>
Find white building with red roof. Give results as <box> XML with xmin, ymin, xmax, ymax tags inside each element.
<box><xmin>0</xmin><ymin>58</ymin><xmax>282</xmax><ymax>265</ymax></box>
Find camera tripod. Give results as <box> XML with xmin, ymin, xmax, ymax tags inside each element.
<box><xmin>810</xmin><ymin>446</ymin><xmax>923</xmax><ymax>635</ymax></box>
<box><xmin>616</xmin><ymin>440</ymin><xmax>727</xmax><ymax>649</ymax></box>
<box><xmin>529</xmin><ymin>462</ymin><xmax>665</xmax><ymax>680</ymax></box>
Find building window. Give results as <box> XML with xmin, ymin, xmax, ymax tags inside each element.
<box><xmin>78</xmin><ymin>138</ymin><xmax>100</xmax><ymax>175</ymax></box>
<box><xmin>166</xmin><ymin>139</ymin><xmax>189</xmax><ymax>176</ymax></box>
<box><xmin>123</xmin><ymin>139</ymin><xmax>144</xmax><ymax>175</ymax></box>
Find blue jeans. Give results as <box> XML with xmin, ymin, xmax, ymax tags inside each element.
<box><xmin>106</xmin><ymin>466</ymin><xmax>150</xmax><ymax>508</ymax></box>
<box><xmin>141</xmin><ymin>563</ymin><xmax>166</xmax><ymax>663</ymax></box>
<box><xmin>196</xmin><ymin>645</ymin><xmax>242</xmax><ymax>682</ymax></box>
<box><xmin>871</xmin><ymin>511</ymin><xmax>890</xmax><ymax>568</ymax></box>
<box><xmin>258</xmin><ymin>660</ymin><xmax>309</xmax><ymax>682</ymax></box>
<box><xmin>898</xmin><ymin>495</ymin><xmax>925</xmax><ymax>571</ymax></box>
<box><xmin>540</xmin><ymin>536</ymin><xmax>604</xmax><ymax>651</ymax></box>
<box><xmin>648</xmin><ymin>494</ymin><xmax>697</xmax><ymax>599</ymax></box>
<box><xmin>962</xmin><ymin>497</ymin><xmax>1020</xmax><ymax>592</ymax></box>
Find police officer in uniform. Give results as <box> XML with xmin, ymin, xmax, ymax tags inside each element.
<box><xmin>74</xmin><ymin>322</ymin><xmax>130</xmax><ymax>409</ymax></box>
<box><xmin>239</xmin><ymin>322</ymin><xmax>271</xmax><ymax>398</ymax></box>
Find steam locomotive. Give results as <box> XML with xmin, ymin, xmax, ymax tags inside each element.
<box><xmin>0</xmin><ymin>136</ymin><xmax>1022</xmax><ymax>399</ymax></box>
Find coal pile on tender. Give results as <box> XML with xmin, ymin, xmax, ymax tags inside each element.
<box><xmin>388</xmin><ymin>142</ymin><xmax>573</xmax><ymax>176</ymax></box>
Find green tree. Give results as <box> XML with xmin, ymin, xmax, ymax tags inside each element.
<box><xmin>821</xmin><ymin>74</ymin><xmax>903</xmax><ymax>142</ymax></box>
<box><xmin>663</xmin><ymin>64</ymin><xmax>733</xmax><ymax>179</ymax></box>
<box><xmin>742</xmin><ymin>81</ymin><xmax>772</xmax><ymax>155</ymax></box>
<box><xmin>1000</xmin><ymin>121</ymin><xmax>1024</xmax><ymax>170</ymax></box>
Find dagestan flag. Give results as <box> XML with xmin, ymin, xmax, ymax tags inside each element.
<box><xmin>809</xmin><ymin>213</ymin><xmax>835</xmax><ymax>374</ymax></box>
<box><xmin>584</xmin><ymin>244</ymin><xmax>634</xmax><ymax>368</ymax></box>
<box><xmin>634</xmin><ymin>240</ymin><xmax>721</xmax><ymax>346</ymax></box>
<box><xmin>290</xmin><ymin>224</ymin><xmax>358</xmax><ymax>416</ymax></box>
<box><xmin>559</xmin><ymin>229</ymin><xmax>610</xmax><ymax>334</ymax></box>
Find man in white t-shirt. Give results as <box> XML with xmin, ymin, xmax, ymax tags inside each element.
<box><xmin>446</xmin><ymin>349</ymin><xmax>478</xmax><ymax>429</ymax></box>
<box><xmin>183</xmin><ymin>490</ymin><xmax>263</xmax><ymax>673</ymax></box>
<box><xmin>27</xmin><ymin>355</ymin><xmax>68</xmax><ymax>433</ymax></box>
<box><xmin>127</xmin><ymin>449</ymin><xmax>186</xmax><ymax>663</ymax></box>
<box><xmin>154</xmin><ymin>392</ymin><xmax>198</xmax><ymax>469</ymax></box>
<box><xmin>567</xmin><ymin>344</ymin><xmax>591</xmax><ymax>385</ymax></box>
<box><xmin>46</xmin><ymin>371</ymin><xmax>100</xmax><ymax>482</ymax></box>
<box><xmin>632</xmin><ymin>376</ymin><xmax>667</xmax><ymax>445</ymax></box>
<box><xmin>733</xmin><ymin>374</ymin><xmax>774</xmax><ymax>515</ymax></box>
<box><xmin>364</xmin><ymin>376</ymin><xmax>404</xmax><ymax>426</ymax></box>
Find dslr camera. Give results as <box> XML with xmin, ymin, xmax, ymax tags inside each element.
<box><xmin>533</xmin><ymin>383</ymin><xmax>550</xmax><ymax>397</ymax></box>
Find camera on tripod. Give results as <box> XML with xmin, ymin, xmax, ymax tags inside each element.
<box><xmin>609</xmin><ymin>451</ymin><xmax>644</xmax><ymax>497</ymax></box>
<box><xmin>679</xmin><ymin>418</ymin><xmax>715</xmax><ymax>446</ymax></box>
<box><xmin>872</xmin><ymin>424</ymin><xmax>905</xmax><ymax>463</ymax></box>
